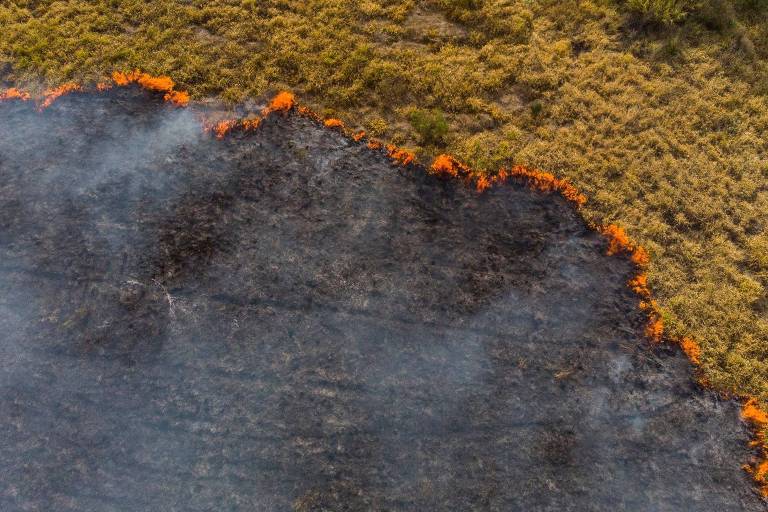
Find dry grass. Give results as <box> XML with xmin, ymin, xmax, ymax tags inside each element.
<box><xmin>2</xmin><ymin>0</ymin><xmax>768</xmax><ymax>404</ymax></box>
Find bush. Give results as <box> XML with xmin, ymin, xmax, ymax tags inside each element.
<box><xmin>409</xmin><ymin>108</ymin><xmax>449</xmax><ymax>146</ymax></box>
<box><xmin>626</xmin><ymin>0</ymin><xmax>697</xmax><ymax>25</ymax></box>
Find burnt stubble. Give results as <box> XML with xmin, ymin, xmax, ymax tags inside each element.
<box><xmin>0</xmin><ymin>88</ymin><xmax>764</xmax><ymax>511</ymax></box>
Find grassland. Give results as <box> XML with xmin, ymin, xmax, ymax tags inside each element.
<box><xmin>1</xmin><ymin>0</ymin><xmax>768</xmax><ymax>405</ymax></box>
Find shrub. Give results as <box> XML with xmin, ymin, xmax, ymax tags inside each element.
<box><xmin>530</xmin><ymin>100</ymin><xmax>543</xmax><ymax>118</ymax></box>
<box><xmin>626</xmin><ymin>0</ymin><xmax>697</xmax><ymax>25</ymax></box>
<box><xmin>409</xmin><ymin>108</ymin><xmax>449</xmax><ymax>146</ymax></box>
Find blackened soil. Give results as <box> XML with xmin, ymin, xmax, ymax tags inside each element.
<box><xmin>0</xmin><ymin>88</ymin><xmax>764</xmax><ymax>511</ymax></box>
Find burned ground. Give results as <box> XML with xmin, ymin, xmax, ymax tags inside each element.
<box><xmin>0</xmin><ymin>88</ymin><xmax>764</xmax><ymax>511</ymax></box>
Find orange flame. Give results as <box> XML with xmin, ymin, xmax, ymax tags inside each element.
<box><xmin>680</xmin><ymin>337</ymin><xmax>701</xmax><ymax>365</ymax></box>
<box><xmin>213</xmin><ymin>120</ymin><xmax>237</xmax><ymax>139</ymax></box>
<box><xmin>242</xmin><ymin>118</ymin><xmax>261</xmax><ymax>131</ymax></box>
<box><xmin>599</xmin><ymin>224</ymin><xmax>650</xmax><ymax>270</ymax></box>
<box><xmin>112</xmin><ymin>71</ymin><xmax>175</xmax><ymax>92</ymax></box>
<box><xmin>112</xmin><ymin>71</ymin><xmax>131</xmax><ymax>86</ymax></box>
<box><xmin>40</xmin><ymin>83</ymin><xmax>81</xmax><ymax>109</ymax></box>
<box><xmin>206</xmin><ymin>116</ymin><xmax>263</xmax><ymax>140</ymax></box>
<box><xmin>430</xmin><ymin>154</ymin><xmax>463</xmax><ymax>178</ymax></box>
<box><xmin>503</xmin><ymin>166</ymin><xmax>587</xmax><ymax>207</ymax></box>
<box><xmin>367</xmin><ymin>139</ymin><xmax>383</xmax><ymax>150</ymax></box>
<box><xmin>267</xmin><ymin>91</ymin><xmax>295</xmax><ymax>113</ymax></box>
<box><xmin>475</xmin><ymin>175</ymin><xmax>492</xmax><ymax>192</ymax></box>
<box><xmin>0</xmin><ymin>88</ymin><xmax>31</xmax><ymax>101</ymax></box>
<box><xmin>429</xmin><ymin>155</ymin><xmax>494</xmax><ymax>192</ymax></box>
<box><xmin>385</xmin><ymin>144</ymin><xmax>415</xmax><ymax>166</ymax></box>
<box><xmin>111</xmin><ymin>70</ymin><xmax>187</xmax><ymax>106</ymax></box>
<box><xmin>639</xmin><ymin>299</ymin><xmax>664</xmax><ymax>343</ymax></box>
<box><xmin>631</xmin><ymin>246</ymin><xmax>650</xmax><ymax>267</ymax></box>
<box><xmin>645</xmin><ymin>318</ymin><xmax>664</xmax><ymax>343</ymax></box>
<box><xmin>164</xmin><ymin>90</ymin><xmax>190</xmax><ymax>107</ymax></box>
<box><xmin>629</xmin><ymin>273</ymin><xmax>651</xmax><ymax>297</ymax></box>
<box><xmin>601</xmin><ymin>224</ymin><xmax>632</xmax><ymax>256</ymax></box>
<box><xmin>744</xmin><ymin>399</ymin><xmax>768</xmax><ymax>427</ymax></box>
<box><xmin>352</xmin><ymin>130</ymin><xmax>366</xmax><ymax>142</ymax></box>
<box><xmin>741</xmin><ymin>398</ymin><xmax>768</xmax><ymax>495</ymax></box>
<box><xmin>324</xmin><ymin>118</ymin><xmax>344</xmax><ymax>129</ymax></box>
<box><xmin>136</xmin><ymin>74</ymin><xmax>174</xmax><ymax>93</ymax></box>
<box><xmin>297</xmin><ymin>105</ymin><xmax>322</xmax><ymax>122</ymax></box>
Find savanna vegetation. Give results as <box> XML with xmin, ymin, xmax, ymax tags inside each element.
<box><xmin>1</xmin><ymin>0</ymin><xmax>768</xmax><ymax>408</ymax></box>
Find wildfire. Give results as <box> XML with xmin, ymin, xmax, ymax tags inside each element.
<box><xmin>639</xmin><ymin>299</ymin><xmax>664</xmax><ymax>343</ymax></box>
<box><xmin>40</xmin><ymin>83</ymin><xmax>81</xmax><ymax>109</ymax></box>
<box><xmin>599</xmin><ymin>223</ymin><xmax>651</xmax><ymax>269</ymax></box>
<box><xmin>111</xmin><ymin>71</ymin><xmax>131</xmax><ymax>86</ymax></box>
<box><xmin>267</xmin><ymin>91</ymin><xmax>295</xmax><ymax>113</ymax></box>
<box><xmin>324</xmin><ymin>118</ymin><xmax>344</xmax><ymax>129</ymax></box>
<box><xmin>112</xmin><ymin>70</ymin><xmax>174</xmax><ymax>92</ymax></box>
<box><xmin>741</xmin><ymin>398</ymin><xmax>768</xmax><ymax>495</ymax></box>
<box><xmin>430</xmin><ymin>154</ymin><xmax>464</xmax><ymax>178</ymax></box>
<box><xmin>206</xmin><ymin>115</ymin><xmax>263</xmax><ymax>140</ymax></box>
<box><xmin>645</xmin><ymin>318</ymin><xmax>664</xmax><ymax>343</ymax></box>
<box><xmin>164</xmin><ymin>90</ymin><xmax>190</xmax><ymax>107</ymax></box>
<box><xmin>0</xmin><ymin>88</ymin><xmax>31</xmax><ymax>101</ymax></box>
<box><xmin>5</xmin><ymin>80</ymin><xmax>767</xmax><ymax>498</ymax></box>
<box><xmin>298</xmin><ymin>105</ymin><xmax>321</xmax><ymax>122</ymax></box>
<box><xmin>385</xmin><ymin>144</ymin><xmax>415</xmax><ymax>166</ymax></box>
<box><xmin>743</xmin><ymin>399</ymin><xmax>768</xmax><ymax>427</ymax></box>
<box><xmin>214</xmin><ymin>120</ymin><xmax>237</xmax><ymax>139</ymax></box>
<box><xmin>475</xmin><ymin>175</ymin><xmax>492</xmax><ymax>192</ymax></box>
<box><xmin>505</xmin><ymin>166</ymin><xmax>587</xmax><ymax>208</ymax></box>
<box><xmin>629</xmin><ymin>273</ymin><xmax>651</xmax><ymax>297</ymax></box>
<box><xmin>242</xmin><ymin>118</ymin><xmax>261</xmax><ymax>130</ymax></box>
<box><xmin>631</xmin><ymin>246</ymin><xmax>650</xmax><ymax>267</ymax></box>
<box><xmin>680</xmin><ymin>337</ymin><xmax>702</xmax><ymax>365</ymax></box>
<box><xmin>601</xmin><ymin>224</ymin><xmax>632</xmax><ymax>256</ymax></box>
<box><xmin>111</xmin><ymin>70</ymin><xmax>188</xmax><ymax>107</ymax></box>
<box><xmin>0</xmin><ymin>70</ymin><xmax>191</xmax><ymax>110</ymax></box>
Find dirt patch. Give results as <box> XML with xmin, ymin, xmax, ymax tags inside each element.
<box><xmin>0</xmin><ymin>88</ymin><xmax>764</xmax><ymax>511</ymax></box>
<box><xmin>403</xmin><ymin>7</ymin><xmax>467</xmax><ymax>43</ymax></box>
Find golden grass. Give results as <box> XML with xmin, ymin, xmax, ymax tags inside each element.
<box><xmin>1</xmin><ymin>1</ymin><xmax>768</xmax><ymax>412</ymax></box>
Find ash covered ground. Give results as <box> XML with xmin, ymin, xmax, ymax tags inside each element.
<box><xmin>0</xmin><ymin>88</ymin><xmax>764</xmax><ymax>512</ymax></box>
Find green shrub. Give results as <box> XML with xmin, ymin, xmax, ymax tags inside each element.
<box><xmin>530</xmin><ymin>100</ymin><xmax>543</xmax><ymax>118</ymax></box>
<box><xmin>409</xmin><ymin>108</ymin><xmax>449</xmax><ymax>146</ymax></box>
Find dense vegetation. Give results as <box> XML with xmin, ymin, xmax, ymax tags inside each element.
<box><xmin>1</xmin><ymin>0</ymin><xmax>768</xmax><ymax>405</ymax></box>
